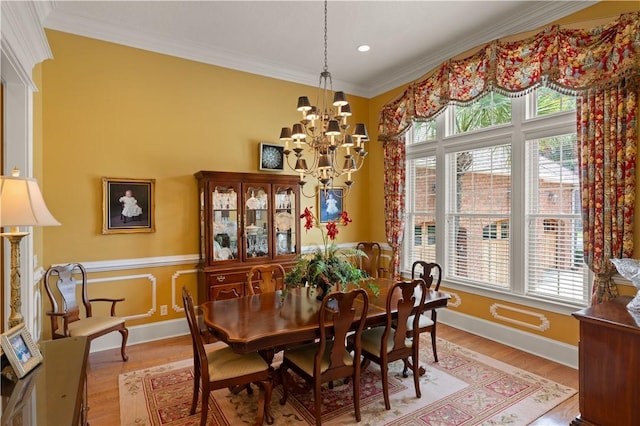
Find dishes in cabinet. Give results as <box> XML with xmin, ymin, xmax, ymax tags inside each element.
<box><xmin>275</xmin><ymin>212</ymin><xmax>293</xmax><ymax>232</ymax></box>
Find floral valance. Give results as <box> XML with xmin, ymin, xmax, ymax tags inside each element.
<box><xmin>378</xmin><ymin>11</ymin><xmax>640</xmax><ymax>140</ymax></box>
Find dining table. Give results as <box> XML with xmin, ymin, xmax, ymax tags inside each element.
<box><xmin>200</xmin><ymin>278</ymin><xmax>450</xmax><ymax>363</ymax></box>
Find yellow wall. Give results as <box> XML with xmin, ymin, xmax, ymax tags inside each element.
<box><xmin>38</xmin><ymin>2</ymin><xmax>638</xmax><ymax>348</ymax></box>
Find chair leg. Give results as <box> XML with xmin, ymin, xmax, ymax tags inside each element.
<box><xmin>313</xmin><ymin>379</ymin><xmax>322</xmax><ymax>426</ymax></box>
<box><xmin>412</xmin><ymin>343</ymin><xmax>422</xmax><ymax>399</ymax></box>
<box><xmin>119</xmin><ymin>328</ymin><xmax>129</xmax><ymax>361</ymax></box>
<box><xmin>381</xmin><ymin>362</ymin><xmax>391</xmax><ymax>410</ymax></box>
<box><xmin>431</xmin><ymin>326</ymin><xmax>438</xmax><ymax>363</ymax></box>
<box><xmin>190</xmin><ymin>363</ymin><xmax>200</xmax><ymax>415</ymax></box>
<box><xmin>278</xmin><ymin>365</ymin><xmax>289</xmax><ymax>405</ymax></box>
<box><xmin>200</xmin><ymin>383</ymin><xmax>210</xmax><ymax>426</ymax></box>
<box><xmin>255</xmin><ymin>379</ymin><xmax>273</xmax><ymax>426</ymax></box>
<box><xmin>353</xmin><ymin>372</ymin><xmax>361</xmax><ymax>422</ymax></box>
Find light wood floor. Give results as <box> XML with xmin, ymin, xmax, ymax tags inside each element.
<box><xmin>86</xmin><ymin>324</ymin><xmax>579</xmax><ymax>425</ymax></box>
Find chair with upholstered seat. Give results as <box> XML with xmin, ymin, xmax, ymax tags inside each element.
<box><xmin>248</xmin><ymin>264</ymin><xmax>286</xmax><ymax>295</ymax></box>
<box><xmin>279</xmin><ymin>288</ymin><xmax>369</xmax><ymax>426</ymax></box>
<box><xmin>44</xmin><ymin>263</ymin><xmax>129</xmax><ymax>361</ymax></box>
<box><xmin>356</xmin><ymin>242</ymin><xmax>386</xmax><ymax>278</ymax></box>
<box><xmin>182</xmin><ymin>287</ymin><xmax>273</xmax><ymax>426</ymax></box>
<box><xmin>407</xmin><ymin>261</ymin><xmax>442</xmax><ymax>363</ymax></box>
<box><xmin>350</xmin><ymin>279</ymin><xmax>427</xmax><ymax>410</ymax></box>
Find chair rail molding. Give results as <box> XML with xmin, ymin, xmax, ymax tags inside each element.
<box><xmin>87</xmin><ymin>274</ymin><xmax>157</xmax><ymax>321</ymax></box>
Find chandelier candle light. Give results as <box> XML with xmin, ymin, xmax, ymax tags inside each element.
<box><xmin>279</xmin><ymin>0</ymin><xmax>368</xmax><ymax>195</ymax></box>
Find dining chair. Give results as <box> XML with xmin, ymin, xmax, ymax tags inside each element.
<box><xmin>278</xmin><ymin>288</ymin><xmax>369</xmax><ymax>426</ymax></box>
<box><xmin>356</xmin><ymin>242</ymin><xmax>385</xmax><ymax>278</ymax></box>
<box><xmin>182</xmin><ymin>287</ymin><xmax>273</xmax><ymax>426</ymax></box>
<box><xmin>407</xmin><ymin>261</ymin><xmax>443</xmax><ymax>363</ymax></box>
<box><xmin>247</xmin><ymin>263</ymin><xmax>286</xmax><ymax>295</ymax></box>
<box><xmin>44</xmin><ymin>263</ymin><xmax>129</xmax><ymax>361</ymax></box>
<box><xmin>351</xmin><ymin>279</ymin><xmax>427</xmax><ymax>410</ymax></box>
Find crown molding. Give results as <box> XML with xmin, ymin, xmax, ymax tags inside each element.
<box><xmin>44</xmin><ymin>8</ymin><xmax>368</xmax><ymax>97</ymax></box>
<box><xmin>43</xmin><ymin>1</ymin><xmax>596</xmax><ymax>99</ymax></box>
<box><xmin>1</xmin><ymin>1</ymin><xmax>54</xmax><ymax>90</ymax></box>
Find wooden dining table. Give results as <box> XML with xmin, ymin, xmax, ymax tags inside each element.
<box><xmin>200</xmin><ymin>278</ymin><xmax>450</xmax><ymax>362</ymax></box>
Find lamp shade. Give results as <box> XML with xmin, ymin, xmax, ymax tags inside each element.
<box><xmin>0</xmin><ymin>176</ymin><xmax>60</xmax><ymax>227</ymax></box>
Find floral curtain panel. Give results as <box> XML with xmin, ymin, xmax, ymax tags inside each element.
<box><xmin>578</xmin><ymin>81</ymin><xmax>637</xmax><ymax>304</ymax></box>
<box><xmin>383</xmin><ymin>138</ymin><xmax>406</xmax><ymax>280</ymax></box>
<box><xmin>378</xmin><ymin>12</ymin><xmax>639</xmax><ymax>303</ymax></box>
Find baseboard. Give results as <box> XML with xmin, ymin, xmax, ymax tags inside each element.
<box><xmin>89</xmin><ymin>318</ymin><xmax>189</xmax><ymax>354</ymax></box>
<box><xmin>439</xmin><ymin>309</ymin><xmax>578</xmax><ymax>369</ymax></box>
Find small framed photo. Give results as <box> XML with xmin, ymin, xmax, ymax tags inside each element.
<box><xmin>0</xmin><ymin>324</ymin><xmax>43</xmax><ymax>379</ymax></box>
<box><xmin>259</xmin><ymin>142</ymin><xmax>284</xmax><ymax>171</ymax></box>
<box><xmin>318</xmin><ymin>187</ymin><xmax>344</xmax><ymax>223</ymax></box>
<box><xmin>102</xmin><ymin>177</ymin><xmax>155</xmax><ymax>234</ymax></box>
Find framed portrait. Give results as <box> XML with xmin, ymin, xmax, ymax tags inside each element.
<box><xmin>0</xmin><ymin>324</ymin><xmax>43</xmax><ymax>379</ymax></box>
<box><xmin>259</xmin><ymin>142</ymin><xmax>284</xmax><ymax>171</ymax></box>
<box><xmin>102</xmin><ymin>177</ymin><xmax>155</xmax><ymax>234</ymax></box>
<box><xmin>318</xmin><ymin>187</ymin><xmax>344</xmax><ymax>223</ymax></box>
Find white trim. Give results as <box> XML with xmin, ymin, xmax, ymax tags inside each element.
<box><xmin>87</xmin><ymin>274</ymin><xmax>157</xmax><ymax>320</ymax></box>
<box><xmin>171</xmin><ymin>269</ymin><xmax>198</xmax><ymax>313</ymax></box>
<box><xmin>62</xmin><ymin>254</ymin><xmax>199</xmax><ymax>273</ymax></box>
<box><xmin>439</xmin><ymin>309</ymin><xmax>578</xmax><ymax>369</ymax></box>
<box><xmin>489</xmin><ymin>302</ymin><xmax>550</xmax><ymax>332</ymax></box>
<box><xmin>1</xmin><ymin>0</ymin><xmax>53</xmax><ymax>90</ymax></box>
<box><xmin>88</xmin><ymin>318</ymin><xmax>189</xmax><ymax>354</ymax></box>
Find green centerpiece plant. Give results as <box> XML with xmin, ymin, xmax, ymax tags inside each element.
<box><xmin>284</xmin><ymin>207</ymin><xmax>378</xmax><ymax>299</ymax></box>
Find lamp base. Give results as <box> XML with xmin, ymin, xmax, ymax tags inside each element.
<box><xmin>1</xmin><ymin>232</ymin><xmax>29</xmax><ymax>328</ymax></box>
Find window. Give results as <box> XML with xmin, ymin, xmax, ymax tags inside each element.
<box><xmin>448</xmin><ymin>145</ymin><xmax>511</xmax><ymax>288</ymax></box>
<box><xmin>526</xmin><ymin>134</ymin><xmax>587</xmax><ymax>302</ymax></box>
<box><xmin>405</xmin><ymin>87</ymin><xmax>586</xmax><ymax>306</ymax></box>
<box><xmin>405</xmin><ymin>155</ymin><xmax>437</xmax><ymax>264</ymax></box>
<box><xmin>452</xmin><ymin>92</ymin><xmax>512</xmax><ymax>134</ymax></box>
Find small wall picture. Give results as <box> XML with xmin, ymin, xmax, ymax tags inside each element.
<box><xmin>318</xmin><ymin>187</ymin><xmax>344</xmax><ymax>223</ymax></box>
<box><xmin>102</xmin><ymin>177</ymin><xmax>155</xmax><ymax>234</ymax></box>
<box><xmin>0</xmin><ymin>324</ymin><xmax>43</xmax><ymax>379</ymax></box>
<box><xmin>259</xmin><ymin>142</ymin><xmax>284</xmax><ymax>171</ymax></box>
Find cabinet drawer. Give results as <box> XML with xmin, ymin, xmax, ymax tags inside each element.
<box><xmin>209</xmin><ymin>283</ymin><xmax>244</xmax><ymax>300</ymax></box>
<box><xmin>208</xmin><ymin>272</ymin><xmax>248</xmax><ymax>286</ymax></box>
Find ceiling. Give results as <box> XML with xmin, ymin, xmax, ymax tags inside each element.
<box><xmin>43</xmin><ymin>1</ymin><xmax>596</xmax><ymax>98</ymax></box>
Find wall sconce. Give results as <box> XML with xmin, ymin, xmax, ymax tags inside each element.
<box><xmin>1</xmin><ymin>168</ymin><xmax>60</xmax><ymax>328</ymax></box>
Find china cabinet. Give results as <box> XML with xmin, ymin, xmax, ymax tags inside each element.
<box><xmin>195</xmin><ymin>171</ymin><xmax>300</xmax><ymax>304</ymax></box>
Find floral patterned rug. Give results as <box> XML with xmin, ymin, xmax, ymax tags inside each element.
<box><xmin>119</xmin><ymin>337</ymin><xmax>575</xmax><ymax>425</ymax></box>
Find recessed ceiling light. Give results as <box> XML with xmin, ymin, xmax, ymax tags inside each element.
<box><xmin>357</xmin><ymin>45</ymin><xmax>370</xmax><ymax>53</ymax></box>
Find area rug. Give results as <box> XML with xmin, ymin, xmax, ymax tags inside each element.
<box><xmin>119</xmin><ymin>337</ymin><xmax>575</xmax><ymax>425</ymax></box>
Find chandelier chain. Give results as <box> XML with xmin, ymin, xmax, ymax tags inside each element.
<box><xmin>323</xmin><ymin>0</ymin><xmax>328</xmax><ymax>73</ymax></box>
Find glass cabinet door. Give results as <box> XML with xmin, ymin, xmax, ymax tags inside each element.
<box><xmin>244</xmin><ymin>184</ymin><xmax>269</xmax><ymax>259</ymax></box>
<box><xmin>211</xmin><ymin>185</ymin><xmax>239</xmax><ymax>262</ymax></box>
<box><xmin>274</xmin><ymin>186</ymin><xmax>297</xmax><ymax>256</ymax></box>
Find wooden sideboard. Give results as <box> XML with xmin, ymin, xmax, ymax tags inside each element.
<box><xmin>194</xmin><ymin>171</ymin><xmax>301</xmax><ymax>304</ymax></box>
<box><xmin>1</xmin><ymin>336</ymin><xmax>89</xmax><ymax>425</ymax></box>
<box><xmin>571</xmin><ymin>296</ymin><xmax>640</xmax><ymax>425</ymax></box>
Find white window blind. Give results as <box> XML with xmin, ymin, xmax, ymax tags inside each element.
<box><xmin>405</xmin><ymin>156</ymin><xmax>437</xmax><ymax>266</ymax></box>
<box><xmin>447</xmin><ymin>146</ymin><xmax>511</xmax><ymax>288</ymax></box>
<box><xmin>526</xmin><ymin>135</ymin><xmax>586</xmax><ymax>302</ymax></box>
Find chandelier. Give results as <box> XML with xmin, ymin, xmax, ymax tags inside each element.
<box><xmin>279</xmin><ymin>0</ymin><xmax>368</xmax><ymax>197</ymax></box>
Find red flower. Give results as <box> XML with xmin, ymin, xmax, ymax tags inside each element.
<box><xmin>339</xmin><ymin>211</ymin><xmax>352</xmax><ymax>226</ymax></box>
<box><xmin>300</xmin><ymin>207</ymin><xmax>314</xmax><ymax>231</ymax></box>
<box><xmin>325</xmin><ymin>221</ymin><xmax>339</xmax><ymax>240</ymax></box>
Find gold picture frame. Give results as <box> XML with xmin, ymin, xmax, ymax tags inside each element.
<box><xmin>0</xmin><ymin>323</ymin><xmax>43</xmax><ymax>379</ymax></box>
<box><xmin>317</xmin><ymin>187</ymin><xmax>345</xmax><ymax>223</ymax></box>
<box><xmin>102</xmin><ymin>177</ymin><xmax>155</xmax><ymax>234</ymax></box>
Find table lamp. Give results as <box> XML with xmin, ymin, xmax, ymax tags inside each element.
<box><xmin>1</xmin><ymin>168</ymin><xmax>60</xmax><ymax>328</ymax></box>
